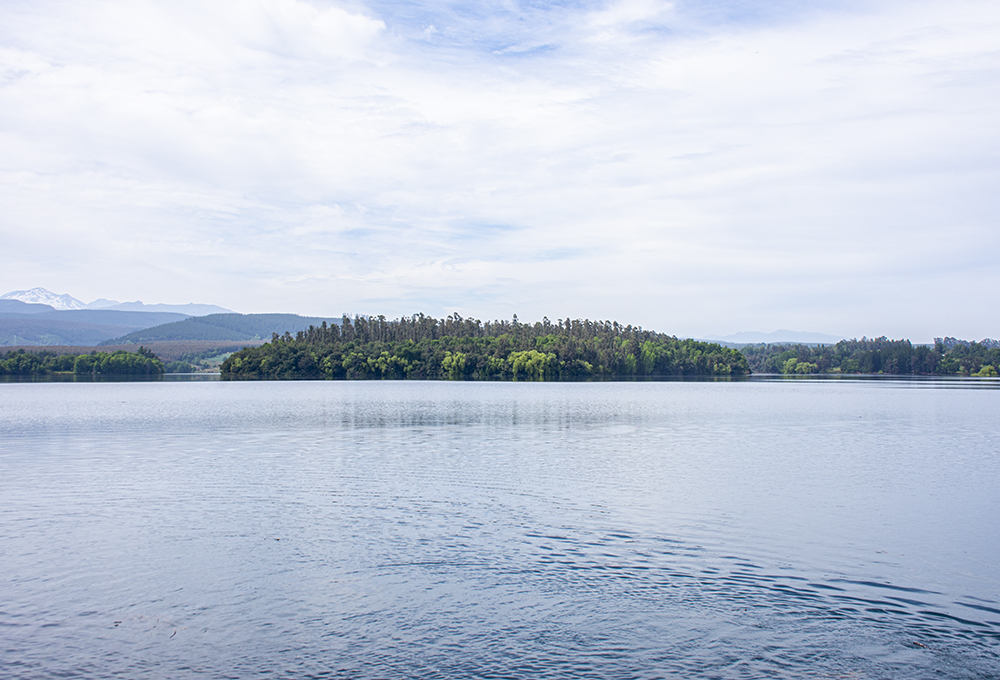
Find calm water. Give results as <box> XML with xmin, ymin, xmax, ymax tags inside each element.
<box><xmin>2</xmin><ymin>378</ymin><xmax>999</xmax><ymax>679</ymax></box>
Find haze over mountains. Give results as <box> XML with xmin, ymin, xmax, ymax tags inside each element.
<box><xmin>104</xmin><ymin>314</ymin><xmax>342</xmax><ymax>345</ymax></box>
<box><xmin>0</xmin><ymin>301</ymin><xmax>189</xmax><ymax>347</ymax></box>
<box><xmin>0</xmin><ymin>287</ymin><xmax>341</xmax><ymax>348</ymax></box>
<box><xmin>702</xmin><ymin>330</ymin><xmax>847</xmax><ymax>345</ymax></box>
<box><xmin>0</xmin><ymin>287</ymin><xmax>232</xmax><ymax>346</ymax></box>
<box><xmin>1</xmin><ymin>287</ymin><xmax>231</xmax><ymax>315</ymax></box>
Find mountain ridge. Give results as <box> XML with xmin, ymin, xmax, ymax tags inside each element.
<box><xmin>702</xmin><ymin>329</ymin><xmax>846</xmax><ymax>345</ymax></box>
<box><xmin>1</xmin><ymin>287</ymin><xmax>86</xmax><ymax>310</ymax></box>
<box><xmin>1</xmin><ymin>287</ymin><xmax>230</xmax><ymax>315</ymax></box>
<box><xmin>101</xmin><ymin>313</ymin><xmax>343</xmax><ymax>345</ymax></box>
<box><xmin>0</xmin><ymin>310</ymin><xmax>191</xmax><ymax>347</ymax></box>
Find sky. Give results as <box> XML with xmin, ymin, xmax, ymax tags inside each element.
<box><xmin>1</xmin><ymin>0</ymin><xmax>998</xmax><ymax>342</ymax></box>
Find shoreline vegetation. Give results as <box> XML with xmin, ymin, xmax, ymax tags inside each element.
<box><xmin>221</xmin><ymin>314</ymin><xmax>750</xmax><ymax>380</ymax></box>
<box><xmin>0</xmin><ymin>347</ymin><xmax>164</xmax><ymax>378</ymax></box>
<box><xmin>3</xmin><ymin>316</ymin><xmax>998</xmax><ymax>381</ymax></box>
<box><xmin>742</xmin><ymin>336</ymin><xmax>999</xmax><ymax>377</ymax></box>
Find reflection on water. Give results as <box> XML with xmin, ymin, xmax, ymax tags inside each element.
<box><xmin>751</xmin><ymin>373</ymin><xmax>1000</xmax><ymax>389</ymax></box>
<box><xmin>163</xmin><ymin>372</ymin><xmax>221</xmax><ymax>381</ymax></box>
<box><xmin>0</xmin><ymin>372</ymin><xmax>222</xmax><ymax>383</ymax></box>
<box><xmin>1</xmin><ymin>380</ymin><xmax>999</xmax><ymax>678</ymax></box>
<box><xmin>0</xmin><ymin>374</ymin><xmax>165</xmax><ymax>383</ymax></box>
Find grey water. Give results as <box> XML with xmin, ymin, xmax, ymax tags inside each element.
<box><xmin>1</xmin><ymin>379</ymin><xmax>999</xmax><ymax>679</ymax></box>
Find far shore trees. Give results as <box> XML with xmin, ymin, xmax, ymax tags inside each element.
<box><xmin>0</xmin><ymin>347</ymin><xmax>164</xmax><ymax>377</ymax></box>
<box><xmin>740</xmin><ymin>337</ymin><xmax>1000</xmax><ymax>376</ymax></box>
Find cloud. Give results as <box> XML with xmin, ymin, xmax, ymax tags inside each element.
<box><xmin>1</xmin><ymin>0</ymin><xmax>998</xmax><ymax>340</ymax></box>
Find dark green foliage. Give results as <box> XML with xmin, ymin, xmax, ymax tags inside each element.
<box><xmin>0</xmin><ymin>347</ymin><xmax>164</xmax><ymax>377</ymax></box>
<box><xmin>221</xmin><ymin>314</ymin><xmax>750</xmax><ymax>381</ymax></box>
<box><xmin>740</xmin><ymin>337</ymin><xmax>1000</xmax><ymax>376</ymax></box>
<box><xmin>103</xmin><ymin>313</ymin><xmax>341</xmax><ymax>344</ymax></box>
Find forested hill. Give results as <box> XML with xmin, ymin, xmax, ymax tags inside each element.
<box><xmin>103</xmin><ymin>313</ymin><xmax>341</xmax><ymax>344</ymax></box>
<box><xmin>221</xmin><ymin>314</ymin><xmax>750</xmax><ymax>380</ymax></box>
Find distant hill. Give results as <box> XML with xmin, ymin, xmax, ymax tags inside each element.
<box><xmin>103</xmin><ymin>313</ymin><xmax>341</xmax><ymax>344</ymax></box>
<box><xmin>0</xmin><ymin>299</ymin><xmax>57</xmax><ymax>315</ymax></box>
<box><xmin>15</xmin><ymin>310</ymin><xmax>189</xmax><ymax>325</ymax></box>
<box><xmin>98</xmin><ymin>301</ymin><xmax>232</xmax><ymax>315</ymax></box>
<box><xmin>1</xmin><ymin>287</ymin><xmax>231</xmax><ymax>315</ymax></box>
<box><xmin>0</xmin><ymin>318</ymin><xmax>153</xmax><ymax>347</ymax></box>
<box><xmin>702</xmin><ymin>330</ymin><xmax>845</xmax><ymax>345</ymax></box>
<box><xmin>0</xmin><ymin>310</ymin><xmax>191</xmax><ymax>347</ymax></box>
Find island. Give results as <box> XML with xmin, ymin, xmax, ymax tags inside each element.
<box><xmin>221</xmin><ymin>314</ymin><xmax>750</xmax><ymax>380</ymax></box>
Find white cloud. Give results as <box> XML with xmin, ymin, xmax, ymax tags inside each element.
<box><xmin>1</xmin><ymin>0</ymin><xmax>998</xmax><ymax>340</ymax></box>
<box><xmin>587</xmin><ymin>0</ymin><xmax>675</xmax><ymax>32</ymax></box>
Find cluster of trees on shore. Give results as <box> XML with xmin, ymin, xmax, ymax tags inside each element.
<box><xmin>221</xmin><ymin>314</ymin><xmax>750</xmax><ymax>380</ymax></box>
<box><xmin>741</xmin><ymin>337</ymin><xmax>1000</xmax><ymax>376</ymax></box>
<box><xmin>0</xmin><ymin>348</ymin><xmax>164</xmax><ymax>377</ymax></box>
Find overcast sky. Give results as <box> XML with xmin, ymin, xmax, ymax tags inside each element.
<box><xmin>1</xmin><ymin>0</ymin><xmax>997</xmax><ymax>341</ymax></box>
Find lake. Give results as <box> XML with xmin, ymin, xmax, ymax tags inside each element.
<box><xmin>2</xmin><ymin>378</ymin><xmax>999</xmax><ymax>678</ymax></box>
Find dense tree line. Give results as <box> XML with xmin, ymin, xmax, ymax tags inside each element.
<box><xmin>221</xmin><ymin>314</ymin><xmax>750</xmax><ymax>380</ymax></box>
<box><xmin>740</xmin><ymin>337</ymin><xmax>1000</xmax><ymax>376</ymax></box>
<box><xmin>0</xmin><ymin>347</ymin><xmax>164</xmax><ymax>377</ymax></box>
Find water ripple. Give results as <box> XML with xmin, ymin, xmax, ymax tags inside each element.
<box><xmin>2</xmin><ymin>380</ymin><xmax>999</xmax><ymax>678</ymax></box>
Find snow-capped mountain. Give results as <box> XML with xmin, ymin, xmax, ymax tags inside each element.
<box><xmin>1</xmin><ymin>287</ymin><xmax>232</xmax><ymax>315</ymax></box>
<box><xmin>1</xmin><ymin>287</ymin><xmax>87</xmax><ymax>310</ymax></box>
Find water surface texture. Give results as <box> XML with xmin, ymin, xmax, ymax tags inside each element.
<box><xmin>2</xmin><ymin>379</ymin><xmax>999</xmax><ymax>678</ymax></box>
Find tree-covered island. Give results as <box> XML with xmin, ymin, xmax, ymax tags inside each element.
<box><xmin>221</xmin><ymin>314</ymin><xmax>750</xmax><ymax>380</ymax></box>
